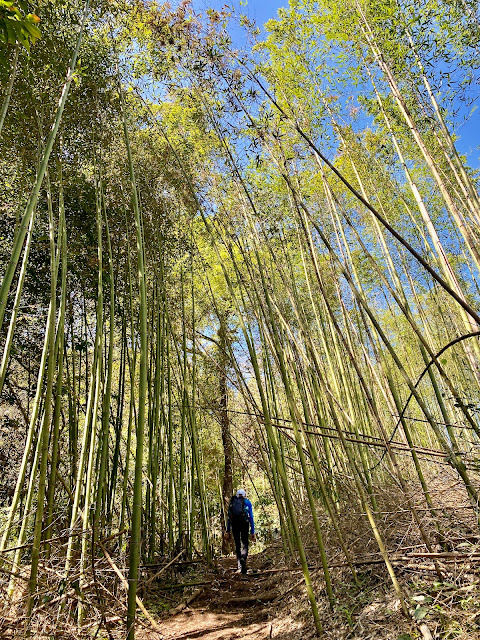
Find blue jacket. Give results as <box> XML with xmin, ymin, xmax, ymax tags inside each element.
<box><xmin>227</xmin><ymin>497</ymin><xmax>255</xmax><ymax>534</ymax></box>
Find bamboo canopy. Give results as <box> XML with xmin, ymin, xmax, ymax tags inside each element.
<box><xmin>0</xmin><ymin>0</ymin><xmax>479</xmax><ymax>638</ymax></box>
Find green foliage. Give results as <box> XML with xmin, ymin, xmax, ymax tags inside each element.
<box><xmin>1</xmin><ymin>0</ymin><xmax>480</xmax><ymax>636</ymax></box>
<box><xmin>0</xmin><ymin>0</ymin><xmax>40</xmax><ymax>52</ymax></box>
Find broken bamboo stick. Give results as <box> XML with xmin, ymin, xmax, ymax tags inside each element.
<box><xmin>98</xmin><ymin>541</ymin><xmax>161</xmax><ymax>632</ymax></box>
<box><xmin>144</xmin><ymin>549</ymin><xmax>184</xmax><ymax>587</ymax></box>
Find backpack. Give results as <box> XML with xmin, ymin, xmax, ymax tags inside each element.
<box><xmin>229</xmin><ymin>495</ymin><xmax>249</xmax><ymax>525</ymax></box>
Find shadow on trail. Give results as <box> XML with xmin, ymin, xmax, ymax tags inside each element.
<box><xmin>143</xmin><ymin>553</ymin><xmax>315</xmax><ymax>640</ymax></box>
<box><xmin>148</xmin><ymin>607</ymin><xmax>311</xmax><ymax>640</ymax></box>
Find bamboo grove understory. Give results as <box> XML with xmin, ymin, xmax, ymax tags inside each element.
<box><xmin>1</xmin><ymin>0</ymin><xmax>480</xmax><ymax>637</ymax></box>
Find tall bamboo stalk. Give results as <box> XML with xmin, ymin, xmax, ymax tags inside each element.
<box><xmin>0</xmin><ymin>0</ymin><xmax>91</xmax><ymax>334</ymax></box>
<box><xmin>119</xmin><ymin>70</ymin><xmax>149</xmax><ymax>640</ymax></box>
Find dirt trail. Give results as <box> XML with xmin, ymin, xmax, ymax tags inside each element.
<box><xmin>139</xmin><ymin>554</ymin><xmax>311</xmax><ymax>640</ymax></box>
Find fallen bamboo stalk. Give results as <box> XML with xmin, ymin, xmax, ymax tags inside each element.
<box><xmin>418</xmin><ymin>622</ymin><xmax>434</xmax><ymax>640</ymax></box>
<box><xmin>227</xmin><ymin>566</ymin><xmax>305</xmax><ymax>574</ymax></box>
<box><xmin>226</xmin><ymin>551</ymin><xmax>480</xmax><ymax>577</ymax></box>
<box><xmin>98</xmin><ymin>541</ymin><xmax>161</xmax><ymax>632</ymax></box>
<box><xmin>229</xmin><ymin>591</ymin><xmax>279</xmax><ymax>603</ymax></box>
<box><xmin>169</xmin><ymin>586</ymin><xmax>205</xmax><ymax>615</ymax></box>
<box><xmin>165</xmin><ymin>620</ymin><xmax>236</xmax><ymax>640</ymax></box>
<box><xmin>429</xmin><ymin>582</ymin><xmax>479</xmax><ymax>592</ymax></box>
<box><xmin>36</xmin><ymin>580</ymin><xmax>96</xmax><ymax>611</ymax></box>
<box><xmin>100</xmin><ymin>529</ymin><xmax>128</xmax><ymax>544</ymax></box>
<box><xmin>0</xmin><ymin>565</ymin><xmax>30</xmax><ymax>581</ymax></box>
<box><xmin>0</xmin><ymin>529</ymin><xmax>88</xmax><ymax>554</ymax></box>
<box><xmin>142</xmin><ymin>559</ymin><xmax>203</xmax><ymax>568</ymax></box>
<box><xmin>274</xmin><ymin>569</ymin><xmax>321</xmax><ymax>603</ymax></box>
<box><xmin>274</xmin><ymin>423</ymin><xmax>448</xmax><ymax>458</ymax></box>
<box><xmin>83</xmin><ymin>616</ymin><xmax>122</xmax><ymax>630</ymax></box>
<box><xmin>344</xmin><ymin>505</ymin><xmax>477</xmax><ymax>516</ymax></box>
<box><xmin>398</xmin><ymin>563</ymin><xmax>450</xmax><ymax>572</ymax></box>
<box><xmin>144</xmin><ymin>549</ymin><xmax>184</xmax><ymax>587</ymax></box>
<box><xmin>407</xmin><ymin>552</ymin><xmax>480</xmax><ymax>559</ymax></box>
<box><xmin>158</xmin><ymin>580</ymin><xmax>212</xmax><ymax>590</ymax></box>
<box><xmin>272</xmin><ymin>557</ymin><xmax>473</xmax><ymax>608</ymax></box>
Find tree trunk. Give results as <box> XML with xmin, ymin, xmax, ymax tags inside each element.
<box><xmin>219</xmin><ymin>314</ymin><xmax>233</xmax><ymax>554</ymax></box>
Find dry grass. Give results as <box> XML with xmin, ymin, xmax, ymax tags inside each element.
<box><xmin>1</xmin><ymin>464</ymin><xmax>479</xmax><ymax>639</ymax></box>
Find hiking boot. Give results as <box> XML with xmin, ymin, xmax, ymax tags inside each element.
<box><xmin>240</xmin><ymin>558</ymin><xmax>247</xmax><ymax>575</ymax></box>
<box><xmin>236</xmin><ymin>559</ymin><xmax>242</xmax><ymax>573</ymax></box>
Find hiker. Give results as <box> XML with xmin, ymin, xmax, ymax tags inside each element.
<box><xmin>226</xmin><ymin>488</ymin><xmax>255</xmax><ymax>574</ymax></box>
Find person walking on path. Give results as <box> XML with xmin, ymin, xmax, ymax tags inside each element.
<box><xmin>227</xmin><ymin>488</ymin><xmax>255</xmax><ymax>574</ymax></box>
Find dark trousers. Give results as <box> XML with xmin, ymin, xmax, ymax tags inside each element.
<box><xmin>232</xmin><ymin>522</ymin><xmax>249</xmax><ymax>565</ymax></box>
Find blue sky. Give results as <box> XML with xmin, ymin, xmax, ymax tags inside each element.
<box><xmin>193</xmin><ymin>0</ymin><xmax>284</xmax><ymax>29</ymax></box>
<box><xmin>192</xmin><ymin>0</ymin><xmax>285</xmax><ymax>53</ymax></box>
<box><xmin>191</xmin><ymin>0</ymin><xmax>479</xmax><ymax>167</ymax></box>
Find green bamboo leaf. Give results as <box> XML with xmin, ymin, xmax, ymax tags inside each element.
<box><xmin>414</xmin><ymin>606</ymin><xmax>428</xmax><ymax>620</ymax></box>
<box><xmin>22</xmin><ymin>21</ymin><xmax>41</xmax><ymax>40</ymax></box>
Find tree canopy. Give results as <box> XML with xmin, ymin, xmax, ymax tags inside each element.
<box><xmin>1</xmin><ymin>0</ymin><xmax>480</xmax><ymax>638</ymax></box>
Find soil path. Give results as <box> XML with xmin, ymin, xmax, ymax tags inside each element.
<box><xmin>139</xmin><ymin>554</ymin><xmax>308</xmax><ymax>640</ymax></box>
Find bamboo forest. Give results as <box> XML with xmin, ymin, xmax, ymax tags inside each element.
<box><xmin>1</xmin><ymin>0</ymin><xmax>480</xmax><ymax>638</ymax></box>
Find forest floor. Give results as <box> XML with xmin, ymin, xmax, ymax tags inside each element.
<box><xmin>2</xmin><ymin>472</ymin><xmax>480</xmax><ymax>638</ymax></box>
<box><xmin>136</xmin><ymin>544</ymin><xmax>478</xmax><ymax>640</ymax></box>
<box><xmin>139</xmin><ymin>551</ymin><xmax>320</xmax><ymax>640</ymax></box>
<box><xmin>1</xmin><ymin>540</ymin><xmax>479</xmax><ymax>638</ymax></box>
<box><xmin>137</xmin><ymin>548</ymin><xmax>468</xmax><ymax>640</ymax></box>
